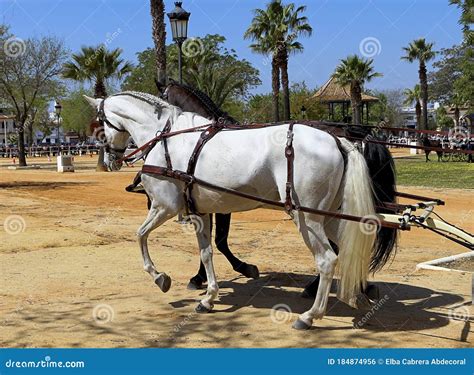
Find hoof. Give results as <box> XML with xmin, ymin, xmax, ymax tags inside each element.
<box><xmin>355</xmin><ymin>293</ymin><xmax>373</xmax><ymax>310</ymax></box>
<box><xmin>236</xmin><ymin>263</ymin><xmax>260</xmax><ymax>279</ymax></box>
<box><xmin>155</xmin><ymin>273</ymin><xmax>172</xmax><ymax>293</ymax></box>
<box><xmin>195</xmin><ymin>302</ymin><xmax>213</xmax><ymax>314</ymax></box>
<box><xmin>292</xmin><ymin>319</ymin><xmax>312</xmax><ymax>330</ymax></box>
<box><xmin>187</xmin><ymin>276</ymin><xmax>206</xmax><ymax>290</ymax></box>
<box><xmin>364</xmin><ymin>284</ymin><xmax>380</xmax><ymax>301</ymax></box>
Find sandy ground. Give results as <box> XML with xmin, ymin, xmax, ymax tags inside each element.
<box><xmin>0</xmin><ymin>155</ymin><xmax>472</xmax><ymax>348</ymax></box>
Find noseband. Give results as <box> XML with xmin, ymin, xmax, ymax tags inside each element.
<box><xmin>97</xmin><ymin>98</ymin><xmax>128</xmax><ymax>154</ymax></box>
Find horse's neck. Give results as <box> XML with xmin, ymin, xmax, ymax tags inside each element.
<box><xmin>123</xmin><ymin>116</ymin><xmax>166</xmax><ymax>148</ymax></box>
<box><xmin>122</xmin><ymin>110</ymin><xmax>209</xmax><ymax>148</ymax></box>
<box><xmin>174</xmin><ymin>111</ymin><xmax>211</xmax><ymax>130</ymax></box>
<box><xmin>172</xmin><ymin>93</ymin><xmax>213</xmax><ymax>120</ymax></box>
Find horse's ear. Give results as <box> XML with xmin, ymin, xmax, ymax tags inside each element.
<box><xmin>83</xmin><ymin>95</ymin><xmax>101</xmax><ymax>108</ymax></box>
<box><xmin>155</xmin><ymin>78</ymin><xmax>166</xmax><ymax>94</ymax></box>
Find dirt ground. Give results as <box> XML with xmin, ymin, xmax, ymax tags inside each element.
<box><xmin>0</xmin><ymin>154</ymin><xmax>472</xmax><ymax>348</ymax></box>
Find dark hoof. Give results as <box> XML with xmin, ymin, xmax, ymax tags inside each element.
<box><xmin>364</xmin><ymin>284</ymin><xmax>380</xmax><ymax>301</ymax></box>
<box><xmin>187</xmin><ymin>276</ymin><xmax>206</xmax><ymax>290</ymax></box>
<box><xmin>195</xmin><ymin>302</ymin><xmax>213</xmax><ymax>313</ymax></box>
<box><xmin>292</xmin><ymin>319</ymin><xmax>312</xmax><ymax>330</ymax></box>
<box><xmin>355</xmin><ymin>293</ymin><xmax>373</xmax><ymax>310</ymax></box>
<box><xmin>155</xmin><ymin>273</ymin><xmax>172</xmax><ymax>293</ymax></box>
<box><xmin>236</xmin><ymin>263</ymin><xmax>260</xmax><ymax>279</ymax></box>
<box><xmin>300</xmin><ymin>289</ymin><xmax>316</xmax><ymax>299</ymax></box>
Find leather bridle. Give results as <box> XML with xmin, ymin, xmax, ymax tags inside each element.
<box><xmin>97</xmin><ymin>98</ymin><xmax>129</xmax><ymax>155</ymax></box>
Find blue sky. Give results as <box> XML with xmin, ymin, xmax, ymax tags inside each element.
<box><xmin>1</xmin><ymin>0</ymin><xmax>464</xmax><ymax>94</ymax></box>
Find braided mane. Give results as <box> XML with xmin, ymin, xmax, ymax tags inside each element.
<box><xmin>111</xmin><ymin>91</ymin><xmax>181</xmax><ymax>122</ymax></box>
<box><xmin>168</xmin><ymin>82</ymin><xmax>237</xmax><ymax>124</ymax></box>
<box><xmin>112</xmin><ymin>91</ymin><xmax>168</xmax><ymax>108</ymax></box>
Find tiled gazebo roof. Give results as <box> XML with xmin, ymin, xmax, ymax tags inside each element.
<box><xmin>312</xmin><ymin>77</ymin><xmax>379</xmax><ymax>103</ymax></box>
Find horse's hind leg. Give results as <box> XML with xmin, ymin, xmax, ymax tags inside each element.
<box><xmin>301</xmin><ymin>240</ymin><xmax>338</xmax><ymax>299</ymax></box>
<box><xmin>137</xmin><ymin>206</ymin><xmax>173</xmax><ymax>292</ymax></box>
<box><xmin>194</xmin><ymin>215</ymin><xmax>219</xmax><ymax>313</ymax></box>
<box><xmin>215</xmin><ymin>213</ymin><xmax>259</xmax><ymax>279</ymax></box>
<box><xmin>292</xmin><ymin>215</ymin><xmax>337</xmax><ymax>330</ymax></box>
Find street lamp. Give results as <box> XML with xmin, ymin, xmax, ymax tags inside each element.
<box><xmin>54</xmin><ymin>101</ymin><xmax>62</xmax><ymax>147</ymax></box>
<box><xmin>167</xmin><ymin>1</ymin><xmax>190</xmax><ymax>84</ymax></box>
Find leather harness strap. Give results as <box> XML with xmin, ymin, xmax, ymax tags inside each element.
<box><xmin>285</xmin><ymin>122</ymin><xmax>296</xmax><ymax>215</ymax></box>
<box><xmin>140</xmin><ymin>165</ymin><xmax>402</xmax><ymax>230</ymax></box>
<box><xmin>183</xmin><ymin>123</ymin><xmax>223</xmax><ymax>215</ymax></box>
<box><xmin>161</xmin><ymin>119</ymin><xmax>173</xmax><ymax>169</ymax></box>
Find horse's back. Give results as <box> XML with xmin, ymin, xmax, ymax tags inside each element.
<box><xmin>188</xmin><ymin>125</ymin><xmax>345</xmax><ymax>213</ymax></box>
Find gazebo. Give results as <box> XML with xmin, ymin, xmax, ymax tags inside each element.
<box><xmin>312</xmin><ymin>77</ymin><xmax>379</xmax><ymax>124</ymax></box>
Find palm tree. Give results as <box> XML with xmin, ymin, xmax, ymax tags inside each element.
<box><xmin>63</xmin><ymin>46</ymin><xmax>133</xmax><ymax>171</ymax></box>
<box><xmin>332</xmin><ymin>55</ymin><xmax>382</xmax><ymax>125</ymax></box>
<box><xmin>244</xmin><ymin>0</ymin><xmax>312</xmax><ymax>122</ymax></box>
<box><xmin>403</xmin><ymin>85</ymin><xmax>422</xmax><ymax>129</ymax></box>
<box><xmin>150</xmin><ymin>0</ymin><xmax>167</xmax><ymax>86</ymax></box>
<box><xmin>402</xmin><ymin>38</ymin><xmax>436</xmax><ymax>131</ymax></box>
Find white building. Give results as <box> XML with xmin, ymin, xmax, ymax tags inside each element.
<box><xmin>400</xmin><ymin>102</ymin><xmax>437</xmax><ymax>129</ymax></box>
<box><xmin>0</xmin><ymin>114</ymin><xmax>16</xmax><ymax>145</ymax></box>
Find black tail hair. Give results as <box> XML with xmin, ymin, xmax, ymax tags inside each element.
<box><xmin>363</xmin><ymin>142</ymin><xmax>398</xmax><ymax>272</ymax></box>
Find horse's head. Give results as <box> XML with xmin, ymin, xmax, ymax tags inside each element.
<box><xmin>84</xmin><ymin>95</ymin><xmax>130</xmax><ymax>171</ymax></box>
<box><xmin>155</xmin><ymin>78</ymin><xmax>170</xmax><ymax>101</ymax></box>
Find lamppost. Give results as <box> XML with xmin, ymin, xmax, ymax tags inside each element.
<box><xmin>54</xmin><ymin>101</ymin><xmax>62</xmax><ymax>152</ymax></box>
<box><xmin>167</xmin><ymin>1</ymin><xmax>190</xmax><ymax>84</ymax></box>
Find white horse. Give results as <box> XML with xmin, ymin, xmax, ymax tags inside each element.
<box><xmin>85</xmin><ymin>92</ymin><xmax>378</xmax><ymax>330</ymax></box>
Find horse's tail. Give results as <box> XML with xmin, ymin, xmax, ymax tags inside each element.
<box><xmin>363</xmin><ymin>142</ymin><xmax>398</xmax><ymax>272</ymax></box>
<box><xmin>336</xmin><ymin>138</ymin><xmax>376</xmax><ymax>307</ymax></box>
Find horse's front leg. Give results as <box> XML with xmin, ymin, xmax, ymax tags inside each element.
<box><xmin>187</xmin><ymin>214</ymin><xmax>213</xmax><ymax>290</ymax></box>
<box><xmin>194</xmin><ymin>215</ymin><xmax>219</xmax><ymax>313</ymax></box>
<box><xmin>137</xmin><ymin>206</ymin><xmax>173</xmax><ymax>292</ymax></box>
<box><xmin>188</xmin><ymin>213</ymin><xmax>260</xmax><ymax>290</ymax></box>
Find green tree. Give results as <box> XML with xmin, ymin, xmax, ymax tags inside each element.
<box><xmin>61</xmin><ymin>88</ymin><xmax>95</xmax><ymax>138</ymax></box>
<box><xmin>332</xmin><ymin>55</ymin><xmax>382</xmax><ymax>125</ymax></box>
<box><xmin>0</xmin><ymin>25</ymin><xmax>67</xmax><ymax>166</ymax></box>
<box><xmin>244</xmin><ymin>0</ymin><xmax>312</xmax><ymax>122</ymax></box>
<box><xmin>401</xmin><ymin>38</ymin><xmax>436</xmax><ymax>130</ymax></box>
<box><xmin>435</xmin><ymin>105</ymin><xmax>454</xmax><ymax>128</ymax></box>
<box><xmin>429</xmin><ymin>45</ymin><xmax>471</xmax><ymax>122</ymax></box>
<box><xmin>368</xmin><ymin>89</ymin><xmax>405</xmax><ymax>127</ymax></box>
<box><xmin>288</xmin><ymin>81</ymin><xmax>325</xmax><ymax>120</ymax></box>
<box><xmin>403</xmin><ymin>85</ymin><xmax>422</xmax><ymax>129</ymax></box>
<box><xmin>447</xmin><ymin>1</ymin><xmax>474</xmax><ymax>112</ymax></box>
<box><xmin>120</xmin><ymin>48</ymin><xmax>156</xmax><ymax>93</ymax></box>
<box><xmin>449</xmin><ymin>0</ymin><xmax>474</xmax><ymax>44</ymax></box>
<box><xmin>429</xmin><ymin>45</ymin><xmax>463</xmax><ymax>104</ymax></box>
<box><xmin>63</xmin><ymin>46</ymin><xmax>133</xmax><ymax>171</ymax></box>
